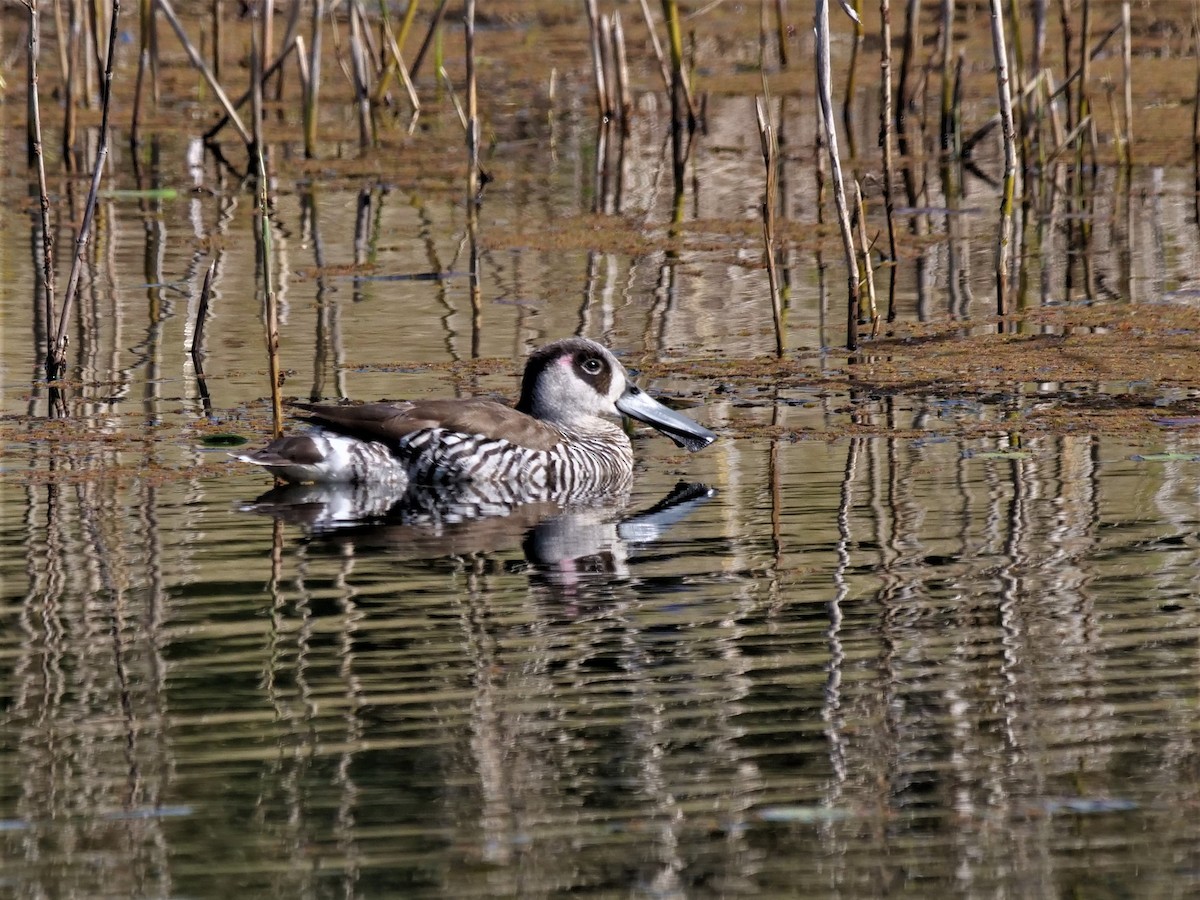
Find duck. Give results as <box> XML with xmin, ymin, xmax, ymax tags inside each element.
<box><xmin>236</xmin><ymin>337</ymin><xmax>716</xmax><ymax>500</ymax></box>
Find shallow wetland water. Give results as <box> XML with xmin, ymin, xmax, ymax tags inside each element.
<box><xmin>4</xmin><ymin>1</ymin><xmax>1200</xmax><ymax>896</ymax></box>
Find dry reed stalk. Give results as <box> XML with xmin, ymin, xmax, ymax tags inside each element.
<box><xmin>262</xmin><ymin>0</ymin><xmax>274</xmax><ymax>82</ymax></box>
<box><xmin>1121</xmin><ymin>0</ymin><xmax>1132</xmax><ymax>165</ymax></box>
<box><xmin>439</xmin><ymin>66</ymin><xmax>468</xmax><ymax>130</ymax></box>
<box><xmin>85</xmin><ymin>0</ymin><xmax>99</xmax><ymax>105</ymax></box>
<box><xmin>1043</xmin><ymin>69</ymin><xmax>1064</xmax><ymax>147</ymax></box>
<box><xmin>52</xmin><ymin>0</ymin><xmax>69</xmax><ymax>84</ymax></box>
<box><xmin>63</xmin><ymin>0</ymin><xmax>78</xmax><ymax>165</ymax></box>
<box><xmin>599</xmin><ymin>14</ymin><xmax>616</xmax><ymax>119</ymax></box>
<box><xmin>465</xmin><ymin>0</ymin><xmax>480</xmax><ymax>204</ymax></box>
<box><xmin>1006</xmin><ymin>0</ymin><xmax>1025</xmax><ymax>91</ymax></box>
<box><xmin>1104</xmin><ymin>83</ymin><xmax>1124</xmax><ymax>166</ymax></box>
<box><xmin>755</xmin><ymin>96</ymin><xmax>786</xmax><ymax>358</ymax></box>
<box><xmin>585</xmin><ymin>0</ymin><xmax>610</xmax><ymax>119</ymax></box>
<box><xmin>157</xmin><ymin>0</ymin><xmax>252</xmax><ymax>146</ymax></box>
<box><xmin>661</xmin><ymin>0</ymin><xmax>698</xmax><ymax>130</ymax></box>
<box><xmin>961</xmin><ymin>17</ymin><xmax>1116</xmax><ymax>157</ymax></box>
<box><xmin>131</xmin><ymin>0</ymin><xmax>152</xmax><ymax>141</ymax></box>
<box><xmin>27</xmin><ymin>0</ymin><xmax>57</xmax><ymax>364</ymax></box>
<box><xmin>896</xmin><ymin>0</ymin><xmax>921</xmax><ymax>133</ymax></box>
<box><xmin>853</xmin><ymin>180</ymin><xmax>878</xmax><ymax>332</ymax></box>
<box><xmin>1193</xmin><ymin>19</ymin><xmax>1200</xmax><ymax>225</ymax></box>
<box><xmin>611</xmin><ymin>12</ymin><xmax>632</xmax><ymax>129</ymax></box>
<box><xmin>1076</xmin><ymin>0</ymin><xmax>1090</xmax><ymax>134</ymax></box>
<box><xmin>48</xmin><ymin>0</ymin><xmax>120</xmax><ymax>378</ymax></box>
<box><xmin>1032</xmin><ymin>0</ymin><xmax>1046</xmax><ymax>72</ymax></box>
<box><xmin>269</xmin><ymin>0</ymin><xmax>302</xmax><ymax>100</ymax></box>
<box><xmin>815</xmin><ymin>0</ymin><xmax>861</xmax><ymax>351</ymax></box>
<box><xmin>939</xmin><ymin>0</ymin><xmax>954</xmax><ymax>151</ymax></box>
<box><xmin>842</xmin><ymin>0</ymin><xmax>863</xmax><ymax>142</ymax></box>
<box><xmin>304</xmin><ymin>0</ymin><xmax>323</xmax><ymax>158</ymax></box>
<box><xmin>775</xmin><ymin>0</ymin><xmax>789</xmax><ymax>68</ymax></box>
<box><xmin>212</xmin><ymin>0</ymin><xmax>221</xmax><ymax>78</ymax></box>
<box><xmin>250</xmin><ymin>0</ymin><xmax>263</xmax><ymax>155</ymax></box>
<box><xmin>410</xmin><ymin>0</ymin><xmax>449</xmax><ymax>81</ymax></box>
<box><xmin>132</xmin><ymin>0</ymin><xmax>153</xmax><ymax>135</ymax></box>
<box><xmin>878</xmin><ymin>0</ymin><xmax>899</xmax><ymax>321</ymax></box>
<box><xmin>759</xmin><ymin>0</ymin><xmax>770</xmax><ymax>67</ymax></box>
<box><xmin>989</xmin><ymin>0</ymin><xmax>1017</xmax><ymax>317</ymax></box>
<box><xmin>373</xmin><ymin>0</ymin><xmax>419</xmax><ymax>111</ymax></box>
<box><xmin>204</xmin><ymin>24</ymin><xmax>302</xmax><ymax>140</ymax></box>
<box><xmin>376</xmin><ymin>12</ymin><xmax>420</xmax><ymax>114</ymax></box>
<box><xmin>1044</xmin><ymin>114</ymin><xmax>1089</xmax><ymax>165</ymax></box>
<box><xmin>1059</xmin><ymin>0</ymin><xmax>1074</xmax><ymax>126</ymax></box>
<box><xmin>637</xmin><ymin>0</ymin><xmax>673</xmax><ymax>96</ymax></box>
<box><xmin>349</xmin><ymin>0</ymin><xmax>373</xmax><ymax>148</ymax></box>
<box><xmin>295</xmin><ymin>34</ymin><xmax>310</xmax><ymax>92</ymax></box>
<box><xmin>255</xmin><ymin>147</ymin><xmax>283</xmax><ymax>439</ymax></box>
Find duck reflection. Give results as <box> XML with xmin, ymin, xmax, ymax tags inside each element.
<box><xmin>241</xmin><ymin>480</ymin><xmax>716</xmax><ymax>584</ymax></box>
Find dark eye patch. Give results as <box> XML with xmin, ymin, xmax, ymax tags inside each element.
<box><xmin>573</xmin><ymin>351</ymin><xmax>612</xmax><ymax>394</ymax></box>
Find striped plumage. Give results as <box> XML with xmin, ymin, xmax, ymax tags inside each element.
<box><xmin>237</xmin><ymin>338</ymin><xmax>715</xmax><ymax>500</ymax></box>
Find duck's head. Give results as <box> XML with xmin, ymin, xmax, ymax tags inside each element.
<box><xmin>516</xmin><ymin>338</ymin><xmax>717</xmax><ymax>452</ymax></box>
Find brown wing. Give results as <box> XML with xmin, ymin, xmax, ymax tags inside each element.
<box><xmin>292</xmin><ymin>398</ymin><xmax>565</xmax><ymax>452</ymax></box>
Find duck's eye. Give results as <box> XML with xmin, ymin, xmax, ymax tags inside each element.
<box><xmin>581</xmin><ymin>357</ymin><xmax>604</xmax><ymax>375</ymax></box>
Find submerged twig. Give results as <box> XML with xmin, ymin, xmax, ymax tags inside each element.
<box><xmin>191</xmin><ymin>258</ymin><xmax>216</xmax><ymax>365</ymax></box>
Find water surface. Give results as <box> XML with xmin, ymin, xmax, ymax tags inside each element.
<box><xmin>4</xmin><ymin>12</ymin><xmax>1200</xmax><ymax>896</ymax></box>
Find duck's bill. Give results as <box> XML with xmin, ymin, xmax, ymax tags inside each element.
<box><xmin>616</xmin><ymin>385</ymin><xmax>717</xmax><ymax>452</ymax></box>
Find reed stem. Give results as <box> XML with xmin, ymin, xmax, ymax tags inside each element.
<box><xmin>465</xmin><ymin>0</ymin><xmax>480</xmax><ymax>203</ymax></box>
<box><xmin>879</xmin><ymin>0</ymin><xmax>899</xmax><ymax>322</ymax></box>
<box><xmin>755</xmin><ymin>96</ymin><xmax>785</xmax><ymax>358</ymax></box>
<box><xmin>1121</xmin><ymin>0</ymin><xmax>1133</xmax><ymax>166</ymax></box>
<box><xmin>49</xmin><ymin>0</ymin><xmax>121</xmax><ymax>378</ymax></box>
<box><xmin>27</xmin><ymin>0</ymin><xmax>57</xmax><ymax>366</ymax></box>
<box><xmin>303</xmin><ymin>0</ymin><xmax>323</xmax><ymax>158</ymax></box>
<box><xmin>815</xmin><ymin>0</ymin><xmax>860</xmax><ymax>351</ymax></box>
<box><xmin>585</xmin><ymin>0</ymin><xmax>609</xmax><ymax>119</ymax></box>
<box><xmin>256</xmin><ymin>147</ymin><xmax>282</xmax><ymax>439</ymax></box>
<box><xmin>410</xmin><ymin>0</ymin><xmax>449</xmax><ymax>81</ymax></box>
<box><xmin>989</xmin><ymin>0</ymin><xmax>1017</xmax><ymax>317</ymax></box>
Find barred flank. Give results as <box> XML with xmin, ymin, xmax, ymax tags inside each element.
<box><xmin>398</xmin><ymin>425</ymin><xmax>634</xmax><ymax>502</ymax></box>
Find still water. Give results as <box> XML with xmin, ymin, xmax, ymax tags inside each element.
<box><xmin>4</xmin><ymin>60</ymin><xmax>1200</xmax><ymax>900</ymax></box>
